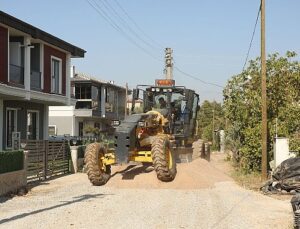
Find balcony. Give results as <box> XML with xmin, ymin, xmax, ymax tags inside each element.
<box><xmin>9</xmin><ymin>64</ymin><xmax>24</xmax><ymax>86</ymax></box>
<box><xmin>30</xmin><ymin>70</ymin><xmax>42</xmax><ymax>90</ymax></box>
<box><xmin>75</xmin><ymin>100</ymin><xmax>92</xmax><ymax>109</ymax></box>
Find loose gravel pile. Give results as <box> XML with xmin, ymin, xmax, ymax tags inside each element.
<box><xmin>107</xmin><ymin>157</ymin><xmax>232</xmax><ymax>189</ymax></box>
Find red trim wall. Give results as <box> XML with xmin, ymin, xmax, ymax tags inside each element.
<box><xmin>43</xmin><ymin>45</ymin><xmax>66</xmax><ymax>95</ymax></box>
<box><xmin>0</xmin><ymin>26</ymin><xmax>8</xmax><ymax>83</ymax></box>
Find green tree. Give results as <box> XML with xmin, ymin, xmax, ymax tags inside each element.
<box><xmin>223</xmin><ymin>51</ymin><xmax>300</xmax><ymax>173</ymax></box>
<box><xmin>198</xmin><ymin>100</ymin><xmax>224</xmax><ymax>150</ymax></box>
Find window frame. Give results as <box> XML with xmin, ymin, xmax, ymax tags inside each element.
<box><xmin>6</xmin><ymin>108</ymin><xmax>18</xmax><ymax>149</ymax></box>
<box><xmin>26</xmin><ymin>110</ymin><xmax>40</xmax><ymax>140</ymax></box>
<box><xmin>48</xmin><ymin>125</ymin><xmax>57</xmax><ymax>136</ymax></box>
<box><xmin>50</xmin><ymin>56</ymin><xmax>62</xmax><ymax>94</ymax></box>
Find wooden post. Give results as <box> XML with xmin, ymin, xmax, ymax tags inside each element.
<box><xmin>261</xmin><ymin>0</ymin><xmax>268</xmax><ymax>180</ymax></box>
<box><xmin>125</xmin><ymin>83</ymin><xmax>128</xmax><ymax>118</ymax></box>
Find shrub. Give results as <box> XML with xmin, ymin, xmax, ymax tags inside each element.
<box><xmin>77</xmin><ymin>145</ymin><xmax>86</xmax><ymax>159</ymax></box>
<box><xmin>224</xmin><ymin>51</ymin><xmax>300</xmax><ymax>173</ymax></box>
<box><xmin>0</xmin><ymin>150</ymin><xmax>24</xmax><ymax>174</ymax></box>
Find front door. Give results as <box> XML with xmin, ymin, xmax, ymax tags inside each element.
<box><xmin>27</xmin><ymin>111</ymin><xmax>39</xmax><ymax>140</ymax></box>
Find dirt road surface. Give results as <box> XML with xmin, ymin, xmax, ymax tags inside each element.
<box><xmin>0</xmin><ymin>153</ymin><xmax>293</xmax><ymax>229</ymax></box>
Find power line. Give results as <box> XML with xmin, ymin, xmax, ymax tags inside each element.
<box><xmin>87</xmin><ymin>0</ymin><xmax>223</xmax><ymax>89</ymax></box>
<box><xmin>112</xmin><ymin>0</ymin><xmax>164</xmax><ymax>49</ymax></box>
<box><xmin>242</xmin><ymin>3</ymin><xmax>261</xmax><ymax>72</ymax></box>
<box><xmin>85</xmin><ymin>0</ymin><xmax>162</xmax><ymax>62</ymax></box>
<box><xmin>98</xmin><ymin>0</ymin><xmax>159</xmax><ymax>50</ymax></box>
<box><xmin>174</xmin><ymin>65</ymin><xmax>223</xmax><ymax>88</ymax></box>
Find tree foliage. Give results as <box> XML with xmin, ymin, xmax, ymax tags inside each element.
<box><xmin>84</xmin><ymin>125</ymin><xmax>101</xmax><ymax>136</ymax></box>
<box><xmin>198</xmin><ymin>100</ymin><xmax>224</xmax><ymax>149</ymax></box>
<box><xmin>223</xmin><ymin>51</ymin><xmax>300</xmax><ymax>173</ymax></box>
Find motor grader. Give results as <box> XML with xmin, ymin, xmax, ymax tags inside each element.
<box><xmin>84</xmin><ymin>79</ymin><xmax>199</xmax><ymax>185</ymax></box>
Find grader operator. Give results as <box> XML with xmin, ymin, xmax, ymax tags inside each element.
<box><xmin>84</xmin><ymin>79</ymin><xmax>199</xmax><ymax>185</ymax></box>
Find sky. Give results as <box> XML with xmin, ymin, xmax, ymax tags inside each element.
<box><xmin>1</xmin><ymin>0</ymin><xmax>300</xmax><ymax>102</ymax></box>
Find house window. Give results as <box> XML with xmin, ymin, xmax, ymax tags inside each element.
<box><xmin>27</xmin><ymin>110</ymin><xmax>39</xmax><ymax>140</ymax></box>
<box><xmin>51</xmin><ymin>57</ymin><xmax>62</xmax><ymax>94</ymax></box>
<box><xmin>79</xmin><ymin>122</ymin><xmax>83</xmax><ymax>137</ymax></box>
<box><xmin>48</xmin><ymin>125</ymin><xmax>57</xmax><ymax>136</ymax></box>
<box><xmin>105</xmin><ymin>87</ymin><xmax>109</xmax><ymax>102</ymax></box>
<box><xmin>75</xmin><ymin>85</ymin><xmax>91</xmax><ymax>99</ymax></box>
<box><xmin>6</xmin><ymin>108</ymin><xmax>17</xmax><ymax>148</ymax></box>
<box><xmin>9</xmin><ymin>41</ymin><xmax>24</xmax><ymax>85</ymax></box>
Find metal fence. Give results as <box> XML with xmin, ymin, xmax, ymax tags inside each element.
<box><xmin>9</xmin><ymin>64</ymin><xmax>24</xmax><ymax>85</ymax></box>
<box><xmin>24</xmin><ymin>140</ymin><xmax>69</xmax><ymax>182</ymax></box>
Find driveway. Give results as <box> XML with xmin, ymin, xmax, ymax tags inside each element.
<box><xmin>0</xmin><ymin>153</ymin><xmax>293</xmax><ymax>229</ymax></box>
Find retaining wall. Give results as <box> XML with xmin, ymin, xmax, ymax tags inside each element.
<box><xmin>0</xmin><ymin>169</ymin><xmax>26</xmax><ymax>196</ymax></box>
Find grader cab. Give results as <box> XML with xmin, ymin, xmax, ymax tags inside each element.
<box><xmin>84</xmin><ymin>79</ymin><xmax>199</xmax><ymax>185</ymax></box>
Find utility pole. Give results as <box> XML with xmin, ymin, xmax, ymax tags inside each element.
<box><xmin>212</xmin><ymin>108</ymin><xmax>215</xmax><ymax>146</ymax></box>
<box><xmin>125</xmin><ymin>83</ymin><xmax>128</xmax><ymax>117</ymax></box>
<box><xmin>261</xmin><ymin>0</ymin><xmax>268</xmax><ymax>180</ymax></box>
<box><xmin>165</xmin><ymin>48</ymin><xmax>173</xmax><ymax>80</ymax></box>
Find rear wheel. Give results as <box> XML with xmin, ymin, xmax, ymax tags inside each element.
<box><xmin>151</xmin><ymin>136</ymin><xmax>177</xmax><ymax>182</ymax></box>
<box><xmin>84</xmin><ymin>143</ymin><xmax>111</xmax><ymax>186</ymax></box>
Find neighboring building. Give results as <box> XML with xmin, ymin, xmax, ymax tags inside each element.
<box><xmin>127</xmin><ymin>98</ymin><xmax>143</xmax><ymax>112</ymax></box>
<box><xmin>49</xmin><ymin>73</ymin><xmax>127</xmax><ymax>136</ymax></box>
<box><xmin>0</xmin><ymin>11</ymin><xmax>85</xmax><ymax>150</ymax></box>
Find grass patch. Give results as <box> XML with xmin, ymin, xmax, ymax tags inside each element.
<box><xmin>230</xmin><ymin>169</ymin><xmax>264</xmax><ymax>191</ymax></box>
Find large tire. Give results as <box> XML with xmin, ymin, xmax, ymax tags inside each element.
<box><xmin>84</xmin><ymin>143</ymin><xmax>111</xmax><ymax>186</ymax></box>
<box><xmin>152</xmin><ymin>136</ymin><xmax>177</xmax><ymax>182</ymax></box>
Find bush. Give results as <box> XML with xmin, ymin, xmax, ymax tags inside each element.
<box><xmin>224</xmin><ymin>52</ymin><xmax>300</xmax><ymax>173</ymax></box>
<box><xmin>0</xmin><ymin>150</ymin><xmax>24</xmax><ymax>174</ymax></box>
<box><xmin>77</xmin><ymin>145</ymin><xmax>86</xmax><ymax>159</ymax></box>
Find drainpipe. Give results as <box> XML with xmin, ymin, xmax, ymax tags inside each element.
<box><xmin>43</xmin><ymin>105</ymin><xmax>49</xmax><ymax>140</ymax></box>
<box><xmin>66</xmin><ymin>54</ymin><xmax>71</xmax><ymax>105</ymax></box>
<box><xmin>101</xmin><ymin>86</ymin><xmax>106</xmax><ymax>118</ymax></box>
<box><xmin>0</xmin><ymin>99</ymin><xmax>3</xmax><ymax>151</ymax></box>
<box><xmin>24</xmin><ymin>36</ymin><xmax>31</xmax><ymax>100</ymax></box>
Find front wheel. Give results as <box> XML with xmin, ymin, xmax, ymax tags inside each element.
<box><xmin>84</xmin><ymin>143</ymin><xmax>111</xmax><ymax>186</ymax></box>
<box><xmin>151</xmin><ymin>136</ymin><xmax>177</xmax><ymax>182</ymax></box>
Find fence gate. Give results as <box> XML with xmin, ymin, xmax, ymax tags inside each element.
<box><xmin>24</xmin><ymin>140</ymin><xmax>69</xmax><ymax>182</ymax></box>
<box><xmin>46</xmin><ymin>141</ymin><xmax>69</xmax><ymax>178</ymax></box>
<box><xmin>25</xmin><ymin>140</ymin><xmax>46</xmax><ymax>182</ymax></box>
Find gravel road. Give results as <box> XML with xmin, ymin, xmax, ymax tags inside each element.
<box><xmin>0</xmin><ymin>153</ymin><xmax>293</xmax><ymax>229</ymax></box>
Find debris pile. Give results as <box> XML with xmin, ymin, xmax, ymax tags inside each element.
<box><xmin>261</xmin><ymin>157</ymin><xmax>300</xmax><ymax>194</ymax></box>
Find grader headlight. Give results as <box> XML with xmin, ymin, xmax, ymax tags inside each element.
<box><xmin>111</xmin><ymin>120</ymin><xmax>120</xmax><ymax>127</ymax></box>
<box><xmin>138</xmin><ymin>121</ymin><xmax>146</xmax><ymax>127</ymax></box>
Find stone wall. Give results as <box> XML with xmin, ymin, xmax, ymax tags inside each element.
<box><xmin>70</xmin><ymin>146</ymin><xmax>84</xmax><ymax>173</ymax></box>
<box><xmin>0</xmin><ymin>169</ymin><xmax>27</xmax><ymax>196</ymax></box>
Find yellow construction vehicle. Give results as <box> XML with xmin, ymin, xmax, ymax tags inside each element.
<box><xmin>84</xmin><ymin>48</ymin><xmax>199</xmax><ymax>185</ymax></box>
<box><xmin>84</xmin><ymin>78</ymin><xmax>199</xmax><ymax>185</ymax></box>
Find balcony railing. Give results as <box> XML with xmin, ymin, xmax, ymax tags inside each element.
<box><xmin>9</xmin><ymin>64</ymin><xmax>24</xmax><ymax>85</ymax></box>
<box><xmin>75</xmin><ymin>101</ymin><xmax>92</xmax><ymax>109</ymax></box>
<box><xmin>30</xmin><ymin>70</ymin><xmax>42</xmax><ymax>90</ymax></box>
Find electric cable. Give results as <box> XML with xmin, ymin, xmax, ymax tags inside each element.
<box><xmin>112</xmin><ymin>0</ymin><xmax>165</xmax><ymax>49</ymax></box>
<box><xmin>98</xmin><ymin>0</ymin><xmax>159</xmax><ymax>50</ymax></box>
<box><xmin>86</xmin><ymin>0</ymin><xmax>162</xmax><ymax>62</ymax></box>
<box><xmin>174</xmin><ymin>65</ymin><xmax>223</xmax><ymax>88</ymax></box>
<box><xmin>242</xmin><ymin>3</ymin><xmax>261</xmax><ymax>71</ymax></box>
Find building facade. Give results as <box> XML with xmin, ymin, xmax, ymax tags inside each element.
<box><xmin>49</xmin><ymin>73</ymin><xmax>127</xmax><ymax>137</ymax></box>
<box><xmin>0</xmin><ymin>11</ymin><xmax>85</xmax><ymax>150</ymax></box>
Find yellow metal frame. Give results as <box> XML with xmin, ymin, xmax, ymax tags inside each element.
<box><xmin>100</xmin><ymin>150</ymin><xmax>153</xmax><ymax>166</ymax></box>
<box><xmin>129</xmin><ymin>151</ymin><xmax>153</xmax><ymax>163</ymax></box>
<box><xmin>101</xmin><ymin>151</ymin><xmax>116</xmax><ymax>165</ymax></box>
<box><xmin>166</xmin><ymin>147</ymin><xmax>173</xmax><ymax>169</ymax></box>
